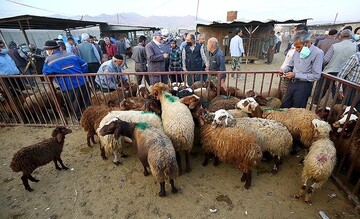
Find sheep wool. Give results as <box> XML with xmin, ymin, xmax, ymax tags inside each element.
<box><xmin>201</xmin><ymin>124</ymin><xmax>262</xmax><ymax>189</ymax></box>
<box><xmin>295</xmin><ymin>119</ymin><xmax>336</xmax><ymax>203</ymax></box>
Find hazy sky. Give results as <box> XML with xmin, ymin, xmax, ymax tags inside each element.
<box><xmin>2</xmin><ymin>0</ymin><xmax>359</xmax><ymax>23</ymax></box>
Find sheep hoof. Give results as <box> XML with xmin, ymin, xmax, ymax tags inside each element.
<box><xmin>159</xmin><ymin>191</ymin><xmax>166</xmax><ymax>197</ymax></box>
<box><xmin>62</xmin><ymin>166</ymin><xmax>69</xmax><ymax>170</ymax></box>
<box><xmin>114</xmin><ymin>161</ymin><xmax>122</xmax><ymax>166</ymax></box>
<box><xmin>244</xmin><ymin>183</ymin><xmax>251</xmax><ymax>189</ymax></box>
<box><xmin>143</xmin><ymin>170</ymin><xmax>149</xmax><ymax>176</ymax></box>
<box><xmin>56</xmin><ymin>167</ymin><xmax>62</xmax><ymax>170</ymax></box>
<box><xmin>26</xmin><ymin>188</ymin><xmax>34</xmax><ymax>192</ymax></box>
<box><xmin>102</xmin><ymin>156</ymin><xmax>108</xmax><ymax>160</ymax></box>
<box><xmin>202</xmin><ymin>160</ymin><xmax>208</xmax><ymax>166</ymax></box>
<box><xmin>271</xmin><ymin>169</ymin><xmax>278</xmax><ymax>175</ymax></box>
<box><xmin>186</xmin><ymin>167</ymin><xmax>192</xmax><ymax>173</ymax></box>
<box><xmin>241</xmin><ymin>173</ymin><xmax>247</xmax><ymax>182</ymax></box>
<box><xmin>171</xmin><ymin>187</ymin><xmax>178</xmax><ymax>194</ymax></box>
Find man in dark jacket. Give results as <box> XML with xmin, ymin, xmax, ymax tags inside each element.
<box><xmin>207</xmin><ymin>37</ymin><xmax>226</xmax><ymax>90</ymax></box>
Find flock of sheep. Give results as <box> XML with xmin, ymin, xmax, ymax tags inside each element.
<box><xmin>9</xmin><ymin>81</ymin><xmax>359</xmax><ymax>203</ymax></box>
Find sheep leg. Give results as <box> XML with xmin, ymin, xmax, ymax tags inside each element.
<box><xmin>21</xmin><ymin>175</ymin><xmax>33</xmax><ymax>192</ymax></box>
<box><xmin>294</xmin><ymin>179</ymin><xmax>307</xmax><ymax>199</ymax></box>
<box><xmin>28</xmin><ymin>175</ymin><xmax>39</xmax><ymax>182</ymax></box>
<box><xmin>86</xmin><ymin>133</ymin><xmax>92</xmax><ymax>147</ymax></box>
<box><xmin>213</xmin><ymin>156</ymin><xmax>220</xmax><ymax>166</ymax></box>
<box><xmin>113</xmin><ymin>151</ymin><xmax>121</xmax><ymax>166</ymax></box>
<box><xmin>100</xmin><ymin>145</ymin><xmax>107</xmax><ymax>160</ymax></box>
<box><xmin>91</xmin><ymin>135</ymin><xmax>96</xmax><ymax>144</ymax></box>
<box><xmin>241</xmin><ymin>172</ymin><xmax>247</xmax><ymax>182</ymax></box>
<box><xmin>53</xmin><ymin>159</ymin><xmax>62</xmax><ymax>170</ymax></box>
<box><xmin>159</xmin><ymin>181</ymin><xmax>166</xmax><ymax>197</ymax></box>
<box><xmin>57</xmin><ymin>157</ymin><xmax>69</xmax><ymax>170</ymax></box>
<box><xmin>304</xmin><ymin>182</ymin><xmax>316</xmax><ymax>203</ymax></box>
<box><xmin>170</xmin><ymin>179</ymin><xmax>178</xmax><ymax>194</ymax></box>
<box><xmin>142</xmin><ymin>165</ymin><xmax>149</xmax><ymax>176</ymax></box>
<box><xmin>185</xmin><ymin>150</ymin><xmax>191</xmax><ymax>173</ymax></box>
<box><xmin>244</xmin><ymin>170</ymin><xmax>252</xmax><ymax>189</ymax></box>
<box><xmin>271</xmin><ymin>155</ymin><xmax>281</xmax><ymax>174</ymax></box>
<box><xmin>176</xmin><ymin>152</ymin><xmax>183</xmax><ymax>176</ymax></box>
<box><xmin>202</xmin><ymin>152</ymin><xmax>210</xmax><ymax>166</ymax></box>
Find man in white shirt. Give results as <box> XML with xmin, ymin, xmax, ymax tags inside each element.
<box><xmin>229</xmin><ymin>28</ymin><xmax>245</xmax><ymax>78</ymax></box>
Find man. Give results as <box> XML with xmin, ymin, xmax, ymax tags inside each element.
<box><xmin>132</xmin><ymin>35</ymin><xmax>150</xmax><ymax>85</ymax></box>
<box><xmin>65</xmin><ymin>37</ymin><xmax>79</xmax><ymax>56</ymax></box>
<box><xmin>280</xmin><ymin>30</ymin><xmax>324</xmax><ymax>108</ymax></box>
<box><xmin>229</xmin><ymin>28</ymin><xmax>245</xmax><ymax>77</ymax></box>
<box><xmin>313</xmin><ymin>29</ymin><xmax>357</xmax><ymax>105</ymax></box>
<box><xmin>145</xmin><ymin>31</ymin><xmax>168</xmax><ymax>85</ymax></box>
<box><xmin>115</xmin><ymin>37</ymin><xmax>128</xmax><ymax>69</ymax></box>
<box><xmin>42</xmin><ymin>40</ymin><xmax>90</xmax><ymax>121</ymax></box>
<box><xmin>7</xmin><ymin>41</ymin><xmax>29</xmax><ymax>75</ymax></box>
<box><xmin>95</xmin><ymin>54</ymin><xmax>128</xmax><ymax>92</ymax></box>
<box><xmin>207</xmin><ymin>37</ymin><xmax>226</xmax><ymax>90</ymax></box>
<box><xmin>275</xmin><ymin>32</ymin><xmax>282</xmax><ymax>53</ymax></box>
<box><xmin>267</xmin><ymin>30</ymin><xmax>277</xmax><ymax>64</ymax></box>
<box><xmin>182</xmin><ymin>32</ymin><xmax>207</xmax><ymax>85</ymax></box>
<box><xmin>198</xmin><ymin>33</ymin><xmax>209</xmax><ymax>72</ymax></box>
<box><xmin>337</xmin><ymin>52</ymin><xmax>360</xmax><ymax>111</ymax></box>
<box><xmin>77</xmin><ymin>33</ymin><xmax>101</xmax><ymax>73</ymax></box>
<box><xmin>89</xmin><ymin>35</ymin><xmax>103</xmax><ymax>62</ymax></box>
<box><xmin>316</xmin><ymin>29</ymin><xmax>339</xmax><ymax>55</ymax></box>
<box><xmin>98</xmin><ymin>33</ymin><xmax>108</xmax><ymax>62</ymax></box>
<box><xmin>169</xmin><ymin>38</ymin><xmax>183</xmax><ymax>83</ymax></box>
<box><xmin>0</xmin><ymin>40</ymin><xmax>24</xmax><ymax>95</ymax></box>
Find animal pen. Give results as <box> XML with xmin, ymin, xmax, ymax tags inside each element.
<box><xmin>0</xmin><ymin>71</ymin><xmax>359</xmax><ymax>209</ymax></box>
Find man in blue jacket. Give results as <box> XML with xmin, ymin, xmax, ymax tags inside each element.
<box><xmin>42</xmin><ymin>40</ymin><xmax>90</xmax><ymax>121</ymax></box>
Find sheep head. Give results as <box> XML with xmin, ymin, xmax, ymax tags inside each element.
<box><xmin>236</xmin><ymin>97</ymin><xmax>260</xmax><ymax>114</ymax></box>
<box><xmin>99</xmin><ymin>119</ymin><xmax>124</xmax><ymax>139</ymax></box>
<box><xmin>312</xmin><ymin>119</ymin><xmax>331</xmax><ymax>139</ymax></box>
<box><xmin>52</xmin><ymin>126</ymin><xmax>72</xmax><ymax>142</ymax></box>
<box><xmin>332</xmin><ymin>110</ymin><xmax>358</xmax><ymax>138</ymax></box>
<box><xmin>180</xmin><ymin>94</ymin><xmax>200</xmax><ymax>110</ymax></box>
<box><xmin>151</xmin><ymin>82</ymin><xmax>171</xmax><ymax>99</ymax></box>
<box><xmin>211</xmin><ymin>109</ymin><xmax>235</xmax><ymax>128</ymax></box>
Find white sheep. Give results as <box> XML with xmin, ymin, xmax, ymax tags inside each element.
<box><xmin>212</xmin><ymin>109</ymin><xmax>293</xmax><ymax>173</ymax></box>
<box><xmin>152</xmin><ymin>82</ymin><xmax>195</xmax><ymax>175</ymax></box>
<box><xmin>294</xmin><ymin>119</ymin><xmax>336</xmax><ymax>203</ymax></box>
<box><xmin>96</xmin><ymin>110</ymin><xmax>163</xmax><ymax>165</ymax></box>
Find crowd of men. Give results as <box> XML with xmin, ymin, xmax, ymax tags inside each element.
<box><xmin>1</xmin><ymin>23</ymin><xmax>360</xmax><ymax>121</ymax></box>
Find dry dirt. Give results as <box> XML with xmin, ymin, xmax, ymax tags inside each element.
<box><xmin>1</xmin><ymin>46</ymin><xmax>359</xmax><ymax>219</ymax></box>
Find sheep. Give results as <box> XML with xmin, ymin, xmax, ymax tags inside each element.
<box><xmin>99</xmin><ymin>119</ymin><xmax>179</xmax><ymax>197</ymax></box>
<box><xmin>245</xmin><ymin>90</ymin><xmax>282</xmax><ymax>108</ymax></box>
<box><xmin>294</xmin><ymin>119</ymin><xmax>336</xmax><ymax>203</ymax></box>
<box><xmin>80</xmin><ymin>104</ymin><xmax>121</xmax><ymax>147</ymax></box>
<box><xmin>90</xmin><ymin>88</ymin><xmax>127</xmax><ymax>106</ymax></box>
<box><xmin>22</xmin><ymin>89</ymin><xmax>64</xmax><ymax>114</ymax></box>
<box><xmin>10</xmin><ymin>126</ymin><xmax>72</xmax><ymax>191</ymax></box>
<box><xmin>138</xmin><ymin>84</ymin><xmax>150</xmax><ymax>99</ymax></box>
<box><xmin>236</xmin><ymin>97</ymin><xmax>319</xmax><ymax>149</ymax></box>
<box><xmin>212</xmin><ymin>110</ymin><xmax>292</xmax><ymax>173</ymax></box>
<box><xmin>152</xmin><ymin>82</ymin><xmax>195</xmax><ymax>175</ymax></box>
<box><xmin>227</xmin><ymin>109</ymin><xmax>249</xmax><ymax>119</ymax></box>
<box><xmin>199</xmin><ymin>115</ymin><xmax>263</xmax><ymax>189</ymax></box>
<box><xmin>207</xmin><ymin>96</ymin><xmax>240</xmax><ymax>112</ymax></box>
<box><xmin>97</xmin><ymin>110</ymin><xmax>163</xmax><ymax>165</ymax></box>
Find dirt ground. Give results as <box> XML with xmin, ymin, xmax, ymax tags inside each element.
<box><xmin>1</xmin><ymin>46</ymin><xmax>359</xmax><ymax>218</ymax></box>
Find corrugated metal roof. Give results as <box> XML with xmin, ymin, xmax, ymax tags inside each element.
<box><xmin>100</xmin><ymin>24</ymin><xmax>160</xmax><ymax>32</ymax></box>
<box><xmin>197</xmin><ymin>18</ymin><xmax>310</xmax><ymax>27</ymax></box>
<box><xmin>0</xmin><ymin>14</ymin><xmax>107</xmax><ymax>30</ymax></box>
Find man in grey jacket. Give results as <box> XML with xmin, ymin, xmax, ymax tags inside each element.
<box><xmin>145</xmin><ymin>32</ymin><xmax>168</xmax><ymax>85</ymax></box>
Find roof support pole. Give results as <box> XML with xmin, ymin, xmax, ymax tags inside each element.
<box><xmin>18</xmin><ymin>20</ymin><xmax>30</xmax><ymax>45</ymax></box>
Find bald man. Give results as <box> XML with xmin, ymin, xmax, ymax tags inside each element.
<box><xmin>207</xmin><ymin>37</ymin><xmax>226</xmax><ymax>90</ymax></box>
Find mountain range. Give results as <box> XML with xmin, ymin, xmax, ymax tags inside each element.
<box><xmin>52</xmin><ymin>13</ymin><xmax>209</xmax><ymax>29</ymax></box>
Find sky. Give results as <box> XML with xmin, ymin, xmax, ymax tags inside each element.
<box><xmin>1</xmin><ymin>0</ymin><xmax>360</xmax><ymax>24</ymax></box>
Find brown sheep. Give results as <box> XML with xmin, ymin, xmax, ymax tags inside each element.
<box><xmin>91</xmin><ymin>88</ymin><xmax>127</xmax><ymax>106</ymax></box>
<box><xmin>10</xmin><ymin>126</ymin><xmax>72</xmax><ymax>191</ymax></box>
<box><xmin>207</xmin><ymin>96</ymin><xmax>240</xmax><ymax>112</ymax></box>
<box><xmin>199</xmin><ymin>119</ymin><xmax>263</xmax><ymax>189</ymax></box>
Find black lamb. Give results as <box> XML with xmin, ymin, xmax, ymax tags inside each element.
<box><xmin>10</xmin><ymin>126</ymin><xmax>72</xmax><ymax>191</ymax></box>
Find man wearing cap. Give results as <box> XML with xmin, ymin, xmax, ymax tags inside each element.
<box><xmin>316</xmin><ymin>29</ymin><xmax>339</xmax><ymax>55</ymax></box>
<box><xmin>145</xmin><ymin>31</ymin><xmax>169</xmax><ymax>85</ymax></box>
<box><xmin>280</xmin><ymin>30</ymin><xmax>324</xmax><ymax>108</ymax></box>
<box><xmin>77</xmin><ymin>33</ymin><xmax>101</xmax><ymax>73</ymax></box>
<box><xmin>313</xmin><ymin>29</ymin><xmax>357</xmax><ymax>105</ymax></box>
<box><xmin>42</xmin><ymin>40</ymin><xmax>90</xmax><ymax>121</ymax></box>
<box><xmin>95</xmin><ymin>54</ymin><xmax>128</xmax><ymax>92</ymax></box>
<box><xmin>230</xmin><ymin>28</ymin><xmax>245</xmax><ymax>77</ymax></box>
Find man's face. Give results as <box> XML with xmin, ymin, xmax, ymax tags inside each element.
<box><xmin>199</xmin><ymin>36</ymin><xmax>205</xmax><ymax>45</ymax></box>
<box><xmin>294</xmin><ymin>40</ymin><xmax>305</xmax><ymax>52</ymax></box>
<box><xmin>154</xmin><ymin>36</ymin><xmax>162</xmax><ymax>43</ymax></box>
<box><xmin>206</xmin><ymin>40</ymin><xmax>212</xmax><ymax>52</ymax></box>
<box><xmin>105</xmin><ymin>39</ymin><xmax>111</xmax><ymax>45</ymax></box>
<box><xmin>68</xmin><ymin>40</ymin><xmax>74</xmax><ymax>45</ymax></box>
<box><xmin>89</xmin><ymin>39</ymin><xmax>95</xmax><ymax>44</ymax></box>
<box><xmin>113</xmin><ymin>58</ymin><xmax>123</xmax><ymax>67</ymax></box>
<box><xmin>185</xmin><ymin>35</ymin><xmax>193</xmax><ymax>45</ymax></box>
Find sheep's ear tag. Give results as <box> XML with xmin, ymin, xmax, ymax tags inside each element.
<box><xmin>55</xmin><ymin>133</ymin><xmax>63</xmax><ymax>142</ymax></box>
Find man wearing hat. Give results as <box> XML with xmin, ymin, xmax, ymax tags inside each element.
<box><xmin>42</xmin><ymin>40</ymin><xmax>90</xmax><ymax>122</ymax></box>
<box><xmin>145</xmin><ymin>31</ymin><xmax>169</xmax><ymax>85</ymax></box>
<box><xmin>95</xmin><ymin>54</ymin><xmax>128</xmax><ymax>92</ymax></box>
